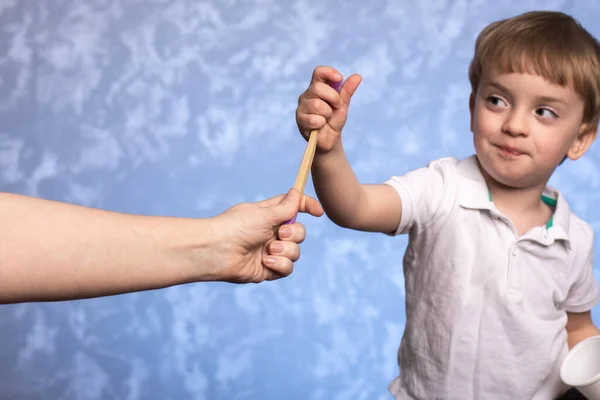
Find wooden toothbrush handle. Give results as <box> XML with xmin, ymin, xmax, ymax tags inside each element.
<box><xmin>292</xmin><ymin>129</ymin><xmax>319</xmax><ymax>194</ymax></box>
<box><xmin>283</xmin><ymin>130</ymin><xmax>318</xmax><ymax>225</ymax></box>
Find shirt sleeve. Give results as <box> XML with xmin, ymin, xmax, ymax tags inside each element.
<box><xmin>383</xmin><ymin>158</ymin><xmax>455</xmax><ymax>236</ymax></box>
<box><xmin>562</xmin><ymin>227</ymin><xmax>599</xmax><ymax>313</ymax></box>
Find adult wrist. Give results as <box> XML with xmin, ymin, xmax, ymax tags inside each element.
<box><xmin>156</xmin><ymin>216</ymin><xmax>227</xmax><ymax>284</ymax></box>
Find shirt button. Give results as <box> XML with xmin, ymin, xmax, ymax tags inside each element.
<box><xmin>512</xmin><ymin>247</ymin><xmax>518</xmax><ymax>257</ymax></box>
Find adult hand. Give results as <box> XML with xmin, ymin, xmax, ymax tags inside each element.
<box><xmin>0</xmin><ymin>189</ymin><xmax>323</xmax><ymax>303</ymax></box>
<box><xmin>212</xmin><ymin>188</ymin><xmax>324</xmax><ymax>283</ymax></box>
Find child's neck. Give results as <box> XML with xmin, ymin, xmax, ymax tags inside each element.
<box><xmin>487</xmin><ymin>180</ymin><xmax>546</xmax><ymax>213</ymax></box>
<box><xmin>479</xmin><ymin>164</ymin><xmax>553</xmax><ymax>237</ymax></box>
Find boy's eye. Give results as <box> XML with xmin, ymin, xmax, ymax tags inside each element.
<box><xmin>535</xmin><ymin>107</ymin><xmax>558</xmax><ymax>118</ymax></box>
<box><xmin>486</xmin><ymin>96</ymin><xmax>507</xmax><ymax>107</ymax></box>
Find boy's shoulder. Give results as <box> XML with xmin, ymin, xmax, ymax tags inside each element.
<box><xmin>566</xmin><ymin>208</ymin><xmax>594</xmax><ymax>248</ymax></box>
<box><xmin>550</xmin><ymin>185</ymin><xmax>594</xmax><ymax>253</ymax></box>
<box><xmin>425</xmin><ymin>156</ymin><xmax>462</xmax><ymax>169</ymax></box>
<box><xmin>422</xmin><ymin>154</ymin><xmax>483</xmax><ymax>186</ymax></box>
<box><xmin>425</xmin><ymin>155</ymin><xmax>478</xmax><ymax>170</ymax></box>
<box><xmin>568</xmin><ymin>209</ymin><xmax>593</xmax><ymax>238</ymax></box>
<box><xmin>415</xmin><ymin>156</ymin><xmax>469</xmax><ymax>179</ymax></box>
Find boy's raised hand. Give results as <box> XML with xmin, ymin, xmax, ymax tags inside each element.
<box><xmin>296</xmin><ymin>66</ymin><xmax>362</xmax><ymax>153</ymax></box>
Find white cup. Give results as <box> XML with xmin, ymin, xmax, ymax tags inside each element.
<box><xmin>560</xmin><ymin>335</ymin><xmax>600</xmax><ymax>400</ymax></box>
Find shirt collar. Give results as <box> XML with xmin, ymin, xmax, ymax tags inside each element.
<box><xmin>456</xmin><ymin>155</ymin><xmax>493</xmax><ymax>211</ymax></box>
<box><xmin>456</xmin><ymin>154</ymin><xmax>571</xmax><ymax>247</ymax></box>
<box><xmin>541</xmin><ymin>186</ymin><xmax>571</xmax><ymax>246</ymax></box>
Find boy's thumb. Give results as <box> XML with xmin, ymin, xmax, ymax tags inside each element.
<box><xmin>340</xmin><ymin>73</ymin><xmax>362</xmax><ymax>107</ymax></box>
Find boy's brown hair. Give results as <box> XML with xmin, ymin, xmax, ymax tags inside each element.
<box><xmin>468</xmin><ymin>11</ymin><xmax>600</xmax><ymax>125</ymax></box>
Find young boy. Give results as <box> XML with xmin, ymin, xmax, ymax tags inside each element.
<box><xmin>295</xmin><ymin>11</ymin><xmax>600</xmax><ymax>400</ymax></box>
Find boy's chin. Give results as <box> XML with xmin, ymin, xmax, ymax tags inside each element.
<box><xmin>484</xmin><ymin>166</ymin><xmax>543</xmax><ymax>190</ymax></box>
<box><xmin>478</xmin><ymin>157</ymin><xmax>538</xmax><ymax>189</ymax></box>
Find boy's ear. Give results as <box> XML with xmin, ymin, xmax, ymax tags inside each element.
<box><xmin>567</xmin><ymin>123</ymin><xmax>598</xmax><ymax>160</ymax></box>
<box><xmin>469</xmin><ymin>92</ymin><xmax>475</xmax><ymax>132</ymax></box>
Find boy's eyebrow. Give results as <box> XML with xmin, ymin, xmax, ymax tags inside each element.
<box><xmin>483</xmin><ymin>81</ymin><xmax>510</xmax><ymax>94</ymax></box>
<box><xmin>535</xmin><ymin>95</ymin><xmax>568</xmax><ymax>107</ymax></box>
<box><xmin>482</xmin><ymin>81</ymin><xmax>568</xmax><ymax>106</ymax></box>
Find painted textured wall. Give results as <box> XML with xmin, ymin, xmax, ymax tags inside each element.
<box><xmin>1</xmin><ymin>0</ymin><xmax>600</xmax><ymax>399</ymax></box>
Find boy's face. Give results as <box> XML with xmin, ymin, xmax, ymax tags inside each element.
<box><xmin>469</xmin><ymin>70</ymin><xmax>597</xmax><ymax>189</ymax></box>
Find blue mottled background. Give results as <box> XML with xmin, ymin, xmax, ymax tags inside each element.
<box><xmin>1</xmin><ymin>0</ymin><xmax>600</xmax><ymax>399</ymax></box>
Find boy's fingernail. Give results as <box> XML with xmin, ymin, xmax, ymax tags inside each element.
<box><xmin>279</xmin><ymin>227</ymin><xmax>292</xmax><ymax>238</ymax></box>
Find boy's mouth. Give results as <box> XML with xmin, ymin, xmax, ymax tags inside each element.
<box><xmin>496</xmin><ymin>145</ymin><xmax>525</xmax><ymax>157</ymax></box>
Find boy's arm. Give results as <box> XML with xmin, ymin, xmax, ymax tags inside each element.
<box><xmin>566</xmin><ymin>311</ymin><xmax>600</xmax><ymax>349</ymax></box>
<box><xmin>312</xmin><ymin>143</ymin><xmax>402</xmax><ymax>234</ymax></box>
<box><xmin>562</xmin><ymin>225</ymin><xmax>599</xmax><ymax>349</ymax></box>
<box><xmin>296</xmin><ymin>66</ymin><xmax>402</xmax><ymax>234</ymax></box>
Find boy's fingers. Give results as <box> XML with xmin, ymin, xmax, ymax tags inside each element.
<box><xmin>298</xmin><ymin>96</ymin><xmax>334</xmax><ymax>119</ymax></box>
<box><xmin>339</xmin><ymin>73</ymin><xmax>362</xmax><ymax>107</ymax></box>
<box><xmin>311</xmin><ymin>66</ymin><xmax>343</xmax><ymax>86</ymax></box>
<box><xmin>306</xmin><ymin>82</ymin><xmax>343</xmax><ymax>109</ymax></box>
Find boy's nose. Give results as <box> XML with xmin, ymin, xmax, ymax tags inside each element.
<box><xmin>501</xmin><ymin>109</ymin><xmax>529</xmax><ymax>137</ymax></box>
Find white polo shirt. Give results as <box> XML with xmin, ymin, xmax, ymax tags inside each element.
<box><xmin>384</xmin><ymin>155</ymin><xmax>598</xmax><ymax>400</ymax></box>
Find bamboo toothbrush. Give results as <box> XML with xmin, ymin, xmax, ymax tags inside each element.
<box><xmin>285</xmin><ymin>79</ymin><xmax>343</xmax><ymax>224</ymax></box>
